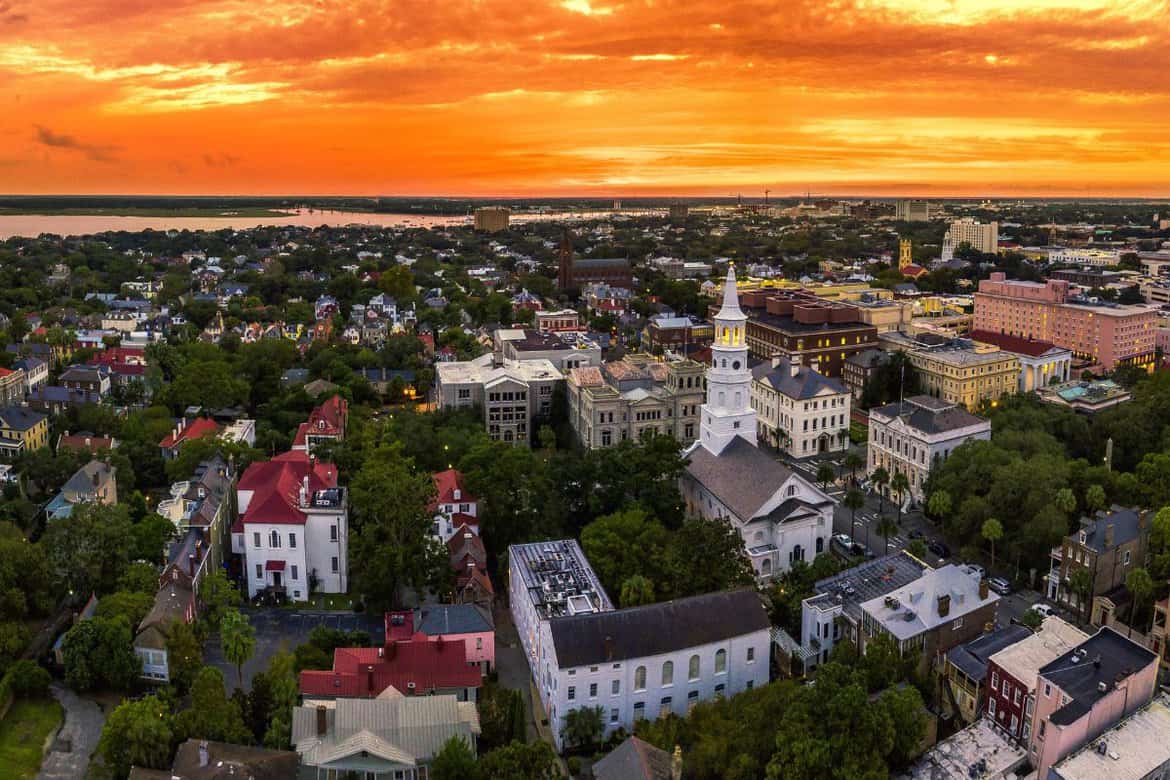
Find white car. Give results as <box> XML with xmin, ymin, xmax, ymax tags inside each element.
<box><xmin>1030</xmin><ymin>603</ymin><xmax>1056</xmax><ymax>618</ymax></box>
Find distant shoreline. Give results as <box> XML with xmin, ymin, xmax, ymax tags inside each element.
<box><xmin>0</xmin><ymin>207</ymin><xmax>297</xmax><ymax>218</ymax></box>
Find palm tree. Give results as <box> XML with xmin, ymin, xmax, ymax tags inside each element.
<box><xmin>876</xmin><ymin>515</ymin><xmax>898</xmax><ymax>555</ymax></box>
<box><xmin>816</xmin><ymin>463</ymin><xmax>836</xmax><ymax>491</ymax></box>
<box><xmin>844</xmin><ymin>488</ymin><xmax>865</xmax><ymax>544</ymax></box>
<box><xmin>844</xmin><ymin>452</ymin><xmax>864</xmax><ymax>483</ymax></box>
<box><xmin>1068</xmin><ymin>567</ymin><xmax>1094</xmax><ymax>623</ymax></box>
<box><xmin>871</xmin><ymin>467</ymin><xmax>890</xmax><ymax>514</ymax></box>
<box><xmin>982</xmin><ymin>518</ymin><xmax>1004</xmax><ymax>571</ymax></box>
<box><xmin>890</xmin><ymin>471</ymin><xmax>910</xmax><ymax>526</ymax></box>
<box><xmin>1085</xmin><ymin>484</ymin><xmax>1107</xmax><ymax>514</ymax></box>
<box><xmin>927</xmin><ymin>490</ymin><xmax>952</xmax><ymax>526</ymax></box>
<box><xmin>220</xmin><ymin>609</ymin><xmax>256</xmax><ymax>689</ymax></box>
<box><xmin>1054</xmin><ymin>487</ymin><xmax>1077</xmax><ymax>517</ymax></box>
<box><xmin>1126</xmin><ymin>567</ymin><xmax>1154</xmax><ymax>628</ymax></box>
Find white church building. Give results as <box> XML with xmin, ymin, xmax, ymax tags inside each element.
<box><xmin>680</xmin><ymin>266</ymin><xmax>836</xmax><ymax>580</ymax></box>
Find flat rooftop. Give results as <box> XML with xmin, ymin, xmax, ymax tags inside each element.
<box><xmin>899</xmin><ymin>718</ymin><xmax>1027</xmax><ymax>780</ymax></box>
<box><xmin>1049</xmin><ymin>694</ymin><xmax>1170</xmax><ymax>780</ymax></box>
<box><xmin>510</xmin><ymin>539</ymin><xmax>614</xmax><ymax>620</ymax></box>
<box><xmin>806</xmin><ymin>551</ymin><xmax>930</xmax><ymax>624</ymax></box>
<box><xmin>861</xmin><ymin>563</ymin><xmax>998</xmax><ymax>641</ymax></box>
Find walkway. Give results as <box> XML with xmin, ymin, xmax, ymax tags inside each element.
<box><xmin>38</xmin><ymin>683</ymin><xmax>105</xmax><ymax>780</ymax></box>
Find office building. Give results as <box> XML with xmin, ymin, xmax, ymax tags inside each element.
<box><xmin>435</xmin><ymin>354</ymin><xmax>562</xmax><ymax>447</ymax></box>
<box><xmin>1048</xmin><ymin>248</ymin><xmax>1121</xmax><ymax>268</ymax></box>
<box><xmin>881</xmin><ymin>332</ymin><xmax>1020</xmax><ymax>410</ymax></box>
<box><xmin>494</xmin><ymin>328</ymin><xmax>601</xmax><ymax>372</ymax></box>
<box><xmin>895</xmin><ymin>200</ymin><xmax>935</xmax><ymax>222</ymax></box>
<box><xmin>751</xmin><ymin>356</ymin><xmax>851</xmax><ymax>458</ymax></box>
<box><xmin>473</xmin><ymin>206</ymin><xmax>510</xmax><ymax>233</ymax></box>
<box><xmin>942</xmin><ymin>218</ymin><xmax>998</xmax><ymax>260</ymax></box>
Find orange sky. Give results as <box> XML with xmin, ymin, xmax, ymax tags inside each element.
<box><xmin>1</xmin><ymin>0</ymin><xmax>1169</xmax><ymax>197</ymax></box>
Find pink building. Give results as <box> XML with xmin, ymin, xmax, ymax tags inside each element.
<box><xmin>386</xmin><ymin>605</ymin><xmax>495</xmax><ymax>674</ymax></box>
<box><xmin>974</xmin><ymin>272</ymin><xmax>1157</xmax><ymax>370</ymax></box>
<box><xmin>1029</xmin><ymin>626</ymin><xmax>1158</xmax><ymax>777</ymax></box>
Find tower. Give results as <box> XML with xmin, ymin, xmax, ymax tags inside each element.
<box><xmin>557</xmin><ymin>228</ymin><xmax>574</xmax><ymax>291</ymax></box>
<box><xmin>899</xmin><ymin>238</ymin><xmax>913</xmax><ymax>269</ymax></box>
<box><xmin>699</xmin><ymin>265</ymin><xmax>756</xmax><ymax>455</ymax></box>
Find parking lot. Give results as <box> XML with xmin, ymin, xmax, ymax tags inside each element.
<box><xmin>206</xmin><ymin>608</ymin><xmax>384</xmax><ymax>690</ymax></box>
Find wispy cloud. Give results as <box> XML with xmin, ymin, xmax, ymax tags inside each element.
<box><xmin>33</xmin><ymin>125</ymin><xmax>118</xmax><ymax>162</ymax></box>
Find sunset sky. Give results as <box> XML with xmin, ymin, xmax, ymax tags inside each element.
<box><xmin>1</xmin><ymin>0</ymin><xmax>1168</xmax><ymax>196</ymax></box>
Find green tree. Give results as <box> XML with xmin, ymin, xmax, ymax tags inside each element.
<box><xmin>981</xmin><ymin>518</ymin><xmax>1004</xmax><ymax>571</ymax></box>
<box><xmin>93</xmin><ymin>590</ymin><xmax>153</xmax><ymax>627</ymax></box>
<box><xmin>199</xmin><ymin>570</ymin><xmax>242</xmax><ymax>628</ymax></box>
<box><xmin>349</xmin><ymin>444</ymin><xmax>448</xmax><ymax>609</ymax></box>
<box><xmin>879</xmin><ymin>684</ymin><xmax>928</xmax><ymax>769</ymax></box>
<box><xmin>661</xmin><ymin>516</ymin><xmax>756</xmax><ymax>599</ymax></box>
<box><xmin>876</xmin><ymin>516</ymin><xmax>898</xmax><ymax>555</ymax></box>
<box><xmin>1126</xmin><ymin>567</ymin><xmax>1155</xmax><ymax>627</ymax></box>
<box><xmin>561</xmin><ymin>705</ymin><xmax>605</xmax><ymax>750</ymax></box>
<box><xmin>844</xmin><ymin>451</ymin><xmax>864</xmax><ymax>482</ymax></box>
<box><xmin>816</xmin><ymin>463</ymin><xmax>836</xmax><ymax>490</ymax></box>
<box><xmin>906</xmin><ymin>539</ymin><xmax>928</xmax><ymax>560</ymax></box>
<box><xmin>844</xmin><ymin>488</ymin><xmax>865</xmax><ymax>544</ymax></box>
<box><xmin>220</xmin><ymin>609</ymin><xmax>256</xmax><ymax>689</ymax></box>
<box><xmin>173</xmin><ymin>666</ymin><xmax>253</xmax><ymax>745</ymax></box>
<box><xmin>41</xmin><ymin>502</ymin><xmax>135</xmax><ymax>596</ymax></box>
<box><xmin>118</xmin><ymin>561</ymin><xmax>162</xmax><ymax>595</ymax></box>
<box><xmin>166</xmin><ymin>621</ymin><xmax>204</xmax><ymax>695</ymax></box>
<box><xmin>61</xmin><ymin>616</ymin><xmax>140</xmax><ymax>692</ymax></box>
<box><xmin>98</xmin><ymin>695</ymin><xmax>175</xmax><ymax>778</ymax></box>
<box><xmin>1085</xmin><ymin>484</ymin><xmax>1107</xmax><ymax>514</ymax></box>
<box><xmin>620</xmin><ymin>574</ymin><xmax>657</xmax><ymax>607</ymax></box>
<box><xmin>1069</xmin><ymin>567</ymin><xmax>1095</xmax><ymax>623</ymax></box>
<box><xmin>430</xmin><ymin>735</ymin><xmax>479</xmax><ymax>780</ymax></box>
<box><xmin>580</xmin><ymin>508</ymin><xmax>669</xmax><ymax>600</ymax></box>
<box><xmin>478</xmin><ymin>740</ymin><xmax>561</xmax><ymax>780</ymax></box>
<box><xmin>889</xmin><ymin>471</ymin><xmax>910</xmax><ymax>525</ymax></box>
<box><xmin>1054</xmin><ymin>487</ymin><xmax>1077</xmax><ymax>516</ymax></box>
<box><xmin>871</xmin><ymin>468</ymin><xmax>889</xmax><ymax>514</ymax></box>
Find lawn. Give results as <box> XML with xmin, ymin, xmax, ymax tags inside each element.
<box><xmin>0</xmin><ymin>698</ymin><xmax>64</xmax><ymax>779</ymax></box>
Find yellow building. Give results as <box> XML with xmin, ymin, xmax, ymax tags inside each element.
<box><xmin>899</xmin><ymin>239</ymin><xmax>913</xmax><ymax>270</ymax></box>
<box><xmin>0</xmin><ymin>407</ymin><xmax>49</xmax><ymax>459</ymax></box>
<box><xmin>732</xmin><ymin>278</ymin><xmax>894</xmax><ymax>302</ymax></box>
<box><xmin>880</xmin><ymin>332</ymin><xmax>1019</xmax><ymax>410</ymax></box>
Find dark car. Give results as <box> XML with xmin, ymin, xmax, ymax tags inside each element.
<box><xmin>928</xmin><ymin>541</ymin><xmax>951</xmax><ymax>558</ymax></box>
<box><xmin>850</xmin><ymin>542</ymin><xmax>876</xmax><ymax>559</ymax></box>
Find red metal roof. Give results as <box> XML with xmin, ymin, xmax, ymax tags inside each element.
<box><xmin>292</xmin><ymin>394</ymin><xmax>348</xmax><ymax>447</ymax></box>
<box><xmin>430</xmin><ymin>469</ymin><xmax>474</xmax><ymax>509</ymax></box>
<box><xmin>265</xmin><ymin>560</ymin><xmax>286</xmax><ymax>571</ymax></box>
<box><xmin>298</xmin><ymin>636</ymin><xmax>481</xmax><ymax>699</ymax></box>
<box><xmin>159</xmin><ymin>417</ymin><xmax>220</xmax><ymax>449</ymax></box>
<box><xmin>238</xmin><ymin>450</ymin><xmax>339</xmax><ymax>526</ymax></box>
<box><xmin>970</xmin><ymin>329</ymin><xmax>1061</xmax><ymax>358</ymax></box>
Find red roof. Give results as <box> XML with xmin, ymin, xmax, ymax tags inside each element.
<box><xmin>159</xmin><ymin>417</ymin><xmax>220</xmax><ymax>449</ymax></box>
<box><xmin>430</xmin><ymin>469</ymin><xmax>474</xmax><ymax>510</ymax></box>
<box><xmin>58</xmin><ymin>433</ymin><xmax>115</xmax><ymax>452</ymax></box>
<box><xmin>0</xmin><ymin>367</ymin><xmax>12</xmax><ymax>378</ymax></box>
<box><xmin>970</xmin><ymin>329</ymin><xmax>1061</xmax><ymax>358</ymax></box>
<box><xmin>901</xmin><ymin>264</ymin><xmax>928</xmax><ymax>278</ymax></box>
<box><xmin>92</xmin><ymin>347</ymin><xmax>146</xmax><ymax>367</ymax></box>
<box><xmin>265</xmin><ymin>560</ymin><xmax>286</xmax><ymax>571</ymax></box>
<box><xmin>298</xmin><ymin>636</ymin><xmax>481</xmax><ymax>699</ymax></box>
<box><xmin>238</xmin><ymin>450</ymin><xmax>339</xmax><ymax>526</ymax></box>
<box><xmin>292</xmin><ymin>395</ymin><xmax>348</xmax><ymax>448</ymax></box>
<box><xmin>385</xmin><ymin>610</ymin><xmax>415</xmax><ymax>643</ymax></box>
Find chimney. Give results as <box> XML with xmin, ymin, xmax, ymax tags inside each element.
<box><xmin>1105</xmin><ymin>523</ymin><xmax>1115</xmax><ymax>548</ymax></box>
<box><xmin>316</xmin><ymin>705</ymin><xmax>327</xmax><ymax>737</ymax></box>
<box><xmin>771</xmin><ymin>354</ymin><xmax>781</xmax><ymax>369</ymax></box>
<box><xmin>198</xmin><ymin>740</ymin><xmax>209</xmax><ymax>768</ymax></box>
<box><xmin>672</xmin><ymin>745</ymin><xmax>683</xmax><ymax>780</ymax></box>
<box><xmin>937</xmin><ymin>593</ymin><xmax>951</xmax><ymax>617</ymax></box>
<box><xmin>809</xmin><ymin>358</ymin><xmax>820</xmax><ymax>375</ymax></box>
<box><xmin>195</xmin><ymin>540</ymin><xmax>203</xmax><ymax>562</ymax></box>
<box><xmin>790</xmin><ymin>354</ymin><xmax>802</xmax><ymax>378</ymax></box>
<box><xmin>366</xmin><ymin>665</ymin><xmax>375</xmax><ymax>694</ymax></box>
<box><xmin>604</xmin><ymin>635</ymin><xmax>615</xmax><ymax>662</ymax></box>
<box><xmin>1139</xmin><ymin>512</ymin><xmax>1147</xmax><ymax>530</ymax></box>
<box><xmin>979</xmin><ymin>579</ymin><xmax>989</xmax><ymax>600</ymax></box>
<box><xmin>188</xmin><ymin>554</ymin><xmax>196</xmax><ymax>577</ymax></box>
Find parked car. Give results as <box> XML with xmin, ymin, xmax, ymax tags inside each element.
<box><xmin>928</xmin><ymin>541</ymin><xmax>951</xmax><ymax>558</ymax></box>
<box><xmin>988</xmin><ymin>577</ymin><xmax>1012</xmax><ymax>596</ymax></box>
<box><xmin>833</xmin><ymin>533</ymin><xmax>853</xmax><ymax>548</ymax></box>
<box><xmin>850</xmin><ymin>542</ymin><xmax>876</xmax><ymax>559</ymax></box>
<box><xmin>1030</xmin><ymin>603</ymin><xmax>1055</xmax><ymax>618</ymax></box>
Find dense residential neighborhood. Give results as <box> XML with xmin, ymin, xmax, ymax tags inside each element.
<box><xmin>1</xmin><ymin>199</ymin><xmax>1170</xmax><ymax>779</ymax></box>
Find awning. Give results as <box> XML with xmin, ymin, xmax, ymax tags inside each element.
<box><xmin>265</xmin><ymin>560</ymin><xmax>287</xmax><ymax>571</ymax></box>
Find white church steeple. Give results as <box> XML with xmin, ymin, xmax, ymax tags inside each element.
<box><xmin>698</xmin><ymin>264</ymin><xmax>756</xmax><ymax>454</ymax></box>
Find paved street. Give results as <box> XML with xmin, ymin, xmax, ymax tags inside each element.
<box><xmin>206</xmin><ymin>608</ymin><xmax>383</xmax><ymax>690</ymax></box>
<box><xmin>38</xmin><ymin>683</ymin><xmax>105</xmax><ymax>780</ymax></box>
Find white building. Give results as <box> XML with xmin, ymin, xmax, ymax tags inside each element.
<box><xmin>895</xmin><ymin>200</ymin><xmax>936</xmax><ymax>222</ymax></box>
<box><xmin>508</xmin><ymin>540</ymin><xmax>770</xmax><ymax>752</ymax></box>
<box><xmin>942</xmin><ymin>218</ymin><xmax>999</xmax><ymax>261</ymax></box>
<box><xmin>751</xmin><ymin>356</ymin><xmax>851</xmax><ymax>458</ymax></box>
<box><xmin>231</xmin><ymin>451</ymin><xmax>348</xmax><ymax>600</ymax></box>
<box><xmin>1048</xmin><ymin>248</ymin><xmax>1121</xmax><ymax>268</ymax></box>
<box><xmin>866</xmin><ymin>395</ymin><xmax>991</xmax><ymax>503</ymax></box>
<box><xmin>434</xmin><ymin>354</ymin><xmax>563</xmax><ymax>447</ymax></box>
<box><xmin>680</xmin><ymin>266</ymin><xmax>835</xmax><ymax>579</ymax></box>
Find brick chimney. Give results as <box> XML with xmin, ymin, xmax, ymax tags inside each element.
<box><xmin>979</xmin><ymin>579</ymin><xmax>989</xmax><ymax>600</ymax></box>
<box><xmin>1105</xmin><ymin>523</ymin><xmax>1115</xmax><ymax>548</ymax></box>
<box><xmin>316</xmin><ymin>705</ymin><xmax>327</xmax><ymax>736</ymax></box>
<box><xmin>937</xmin><ymin>593</ymin><xmax>951</xmax><ymax>617</ymax></box>
<box><xmin>366</xmin><ymin>665</ymin><xmax>375</xmax><ymax>695</ymax></box>
<box><xmin>187</xmin><ymin>554</ymin><xmax>196</xmax><ymax>577</ymax></box>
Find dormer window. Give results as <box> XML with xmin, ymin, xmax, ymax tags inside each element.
<box><xmin>1079</xmin><ymin>530</ymin><xmax>1087</xmax><ymax>545</ymax></box>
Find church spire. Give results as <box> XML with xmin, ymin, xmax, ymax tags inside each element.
<box><xmin>698</xmin><ymin>262</ymin><xmax>755</xmax><ymax>455</ymax></box>
<box><xmin>718</xmin><ymin>263</ymin><xmax>744</xmax><ymax>318</ymax></box>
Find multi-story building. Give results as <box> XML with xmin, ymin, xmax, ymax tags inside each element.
<box><xmin>942</xmin><ymin>218</ymin><xmax>998</xmax><ymax>260</ymax></box>
<box><xmin>1047</xmin><ymin>507</ymin><xmax>1148</xmax><ymax>618</ymax></box>
<box><xmin>1048</xmin><ymin>248</ymin><xmax>1121</xmax><ymax>267</ymax></box>
<box><xmin>968</xmin><ymin>330</ymin><xmax>1073</xmax><ymax>392</ymax></box>
<box><xmin>894</xmin><ymin>199</ymin><xmax>936</xmax><ymax>222</ymax></box>
<box><xmin>729</xmin><ymin>290</ymin><xmax>879</xmax><ymax>377</ymax></box>
<box><xmin>535</xmin><ymin>309</ymin><xmax>583</xmax><ymax>333</ymax></box>
<box><xmin>641</xmin><ymin>314</ymin><xmax>714</xmax><ymax>354</ymax></box>
<box><xmin>429</xmin><ymin>468</ymin><xmax>478</xmax><ymax>542</ymax></box>
<box><xmin>473</xmin><ymin>206</ymin><xmax>510</xmax><ymax>233</ymax></box>
<box><xmin>974</xmin><ymin>273</ymin><xmax>1157</xmax><ymax>371</ymax></box>
<box><xmin>849</xmin><ymin>295</ymin><xmax>914</xmax><ymax>334</ymax></box>
<box><xmin>566</xmin><ymin>354</ymin><xmax>704</xmax><ymax>448</ymax></box>
<box><xmin>985</xmin><ymin>616</ymin><xmax>1088</xmax><ymax>745</ymax></box>
<box><xmin>508</xmin><ymin>540</ymin><xmax>770</xmax><ymax>751</ymax></box>
<box><xmin>435</xmin><ymin>354</ymin><xmax>562</xmax><ymax>447</ymax></box>
<box><xmin>232</xmin><ymin>451</ymin><xmax>348</xmax><ymax>600</ymax></box>
<box><xmin>0</xmin><ymin>407</ymin><xmax>49</xmax><ymax>459</ymax></box>
<box><xmin>1038</xmin><ymin>378</ymin><xmax>1132</xmax><ymax>414</ymax></box>
<box><xmin>291</xmin><ymin>394</ymin><xmax>348</xmax><ymax>454</ymax></box>
<box><xmin>1148</xmin><ymin>594</ymin><xmax>1170</xmax><ymax>674</ymax></box>
<box><xmin>751</xmin><ymin>356</ymin><xmax>851</xmax><ymax>457</ymax></box>
<box><xmin>46</xmin><ymin>460</ymin><xmax>118</xmax><ymax>520</ymax></box>
<box><xmin>1029</xmin><ymin>627</ymin><xmax>1158</xmax><ymax>777</ymax></box>
<box><xmin>12</xmin><ymin>357</ymin><xmax>47</xmax><ymax>395</ymax></box>
<box><xmin>859</xmin><ymin>564</ymin><xmax>999</xmax><ymax>667</ymax></box>
<box><xmin>866</xmin><ymin>395</ymin><xmax>991</xmax><ymax>502</ymax></box>
<box><xmin>881</xmin><ymin>332</ymin><xmax>1020</xmax><ymax>410</ymax></box>
<box><xmin>795</xmin><ymin>551</ymin><xmax>929</xmax><ymax>672</ymax></box>
<box><xmin>681</xmin><ymin>267</ymin><xmax>835</xmax><ymax>579</ymax></box>
<box><xmin>943</xmin><ymin>625</ymin><xmax>1032</xmax><ymax>726</ymax></box>
<box><xmin>843</xmin><ymin>348</ymin><xmax>887</xmax><ymax>400</ymax></box>
<box><xmin>0</xmin><ymin>367</ymin><xmax>25</xmax><ymax>407</ymax></box>
<box><xmin>494</xmin><ymin>328</ymin><xmax>601</xmax><ymax>372</ymax></box>
<box><xmin>1048</xmin><ymin>693</ymin><xmax>1170</xmax><ymax>780</ymax></box>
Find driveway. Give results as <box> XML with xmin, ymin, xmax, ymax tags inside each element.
<box><xmin>206</xmin><ymin>608</ymin><xmax>383</xmax><ymax>690</ymax></box>
<box><xmin>38</xmin><ymin>683</ymin><xmax>105</xmax><ymax>780</ymax></box>
<box><xmin>492</xmin><ymin>603</ymin><xmax>540</xmax><ymax>742</ymax></box>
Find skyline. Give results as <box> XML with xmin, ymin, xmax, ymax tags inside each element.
<box><xmin>2</xmin><ymin>0</ymin><xmax>1169</xmax><ymax>197</ymax></box>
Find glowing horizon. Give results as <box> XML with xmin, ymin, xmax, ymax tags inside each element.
<box><xmin>1</xmin><ymin>0</ymin><xmax>1168</xmax><ymax>197</ymax></box>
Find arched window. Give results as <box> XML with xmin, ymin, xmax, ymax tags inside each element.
<box><xmin>688</xmin><ymin>654</ymin><xmax>700</xmax><ymax>681</ymax></box>
<box><xmin>269</xmin><ymin>530</ymin><xmax>280</xmax><ymax>547</ymax></box>
<box><xmin>753</xmin><ymin>531</ymin><xmax>763</xmax><ymax>542</ymax></box>
<box><xmin>761</xmin><ymin>558</ymin><xmax>772</xmax><ymax>576</ymax></box>
<box><xmin>816</xmin><ymin>537</ymin><xmax>824</xmax><ymax>554</ymax></box>
<box><xmin>635</xmin><ymin>666</ymin><xmax>646</xmax><ymax>691</ymax></box>
<box><xmin>715</xmin><ymin>649</ymin><xmax>727</xmax><ymax>675</ymax></box>
<box><xmin>661</xmin><ymin>661</ymin><xmax>673</xmax><ymax>686</ymax></box>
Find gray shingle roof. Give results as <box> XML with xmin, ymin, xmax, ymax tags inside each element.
<box><xmin>751</xmin><ymin>359</ymin><xmax>847</xmax><ymax>399</ymax></box>
<box><xmin>684</xmin><ymin>437</ymin><xmax>796</xmax><ymax>521</ymax></box>
<box><xmin>870</xmin><ymin>395</ymin><xmax>987</xmax><ymax>435</ymax></box>
<box><xmin>946</xmin><ymin>624</ymin><xmax>1032</xmax><ymax>682</ymax></box>
<box><xmin>1078</xmin><ymin>507</ymin><xmax>1145</xmax><ymax>552</ymax></box>
<box><xmin>548</xmin><ymin>588</ymin><xmax>770</xmax><ymax>668</ymax></box>
<box><xmin>0</xmin><ymin>406</ymin><xmax>46</xmax><ymax>431</ymax></box>
<box><xmin>593</xmin><ymin>736</ymin><xmax>674</xmax><ymax>780</ymax></box>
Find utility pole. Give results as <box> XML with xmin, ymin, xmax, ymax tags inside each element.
<box><xmin>764</xmin><ymin>189</ymin><xmax>771</xmax><ymax>207</ymax></box>
<box><xmin>1105</xmin><ymin>437</ymin><xmax>1113</xmax><ymax>472</ymax></box>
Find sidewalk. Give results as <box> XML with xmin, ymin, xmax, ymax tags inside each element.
<box><xmin>38</xmin><ymin>683</ymin><xmax>105</xmax><ymax>780</ymax></box>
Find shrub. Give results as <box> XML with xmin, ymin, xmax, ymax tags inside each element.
<box><xmin>6</xmin><ymin>660</ymin><xmax>51</xmax><ymax>698</ymax></box>
<box><xmin>567</xmin><ymin>756</ymin><xmax>582</xmax><ymax>777</ymax></box>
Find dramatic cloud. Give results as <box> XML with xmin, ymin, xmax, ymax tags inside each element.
<box><xmin>0</xmin><ymin>0</ymin><xmax>1168</xmax><ymax>194</ymax></box>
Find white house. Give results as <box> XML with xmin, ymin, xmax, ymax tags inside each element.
<box><xmin>430</xmin><ymin>468</ymin><xmax>478</xmax><ymax>542</ymax></box>
<box><xmin>508</xmin><ymin>540</ymin><xmax>770</xmax><ymax>752</ymax></box>
<box><xmin>751</xmin><ymin>355</ymin><xmax>852</xmax><ymax>458</ymax></box>
<box><xmin>866</xmin><ymin>395</ymin><xmax>991</xmax><ymax>503</ymax></box>
<box><xmin>680</xmin><ymin>266</ymin><xmax>835</xmax><ymax>580</ymax></box>
<box><xmin>232</xmin><ymin>451</ymin><xmax>348</xmax><ymax>600</ymax></box>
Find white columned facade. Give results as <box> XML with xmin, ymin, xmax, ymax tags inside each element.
<box><xmin>700</xmin><ymin>266</ymin><xmax>757</xmax><ymax>454</ymax></box>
